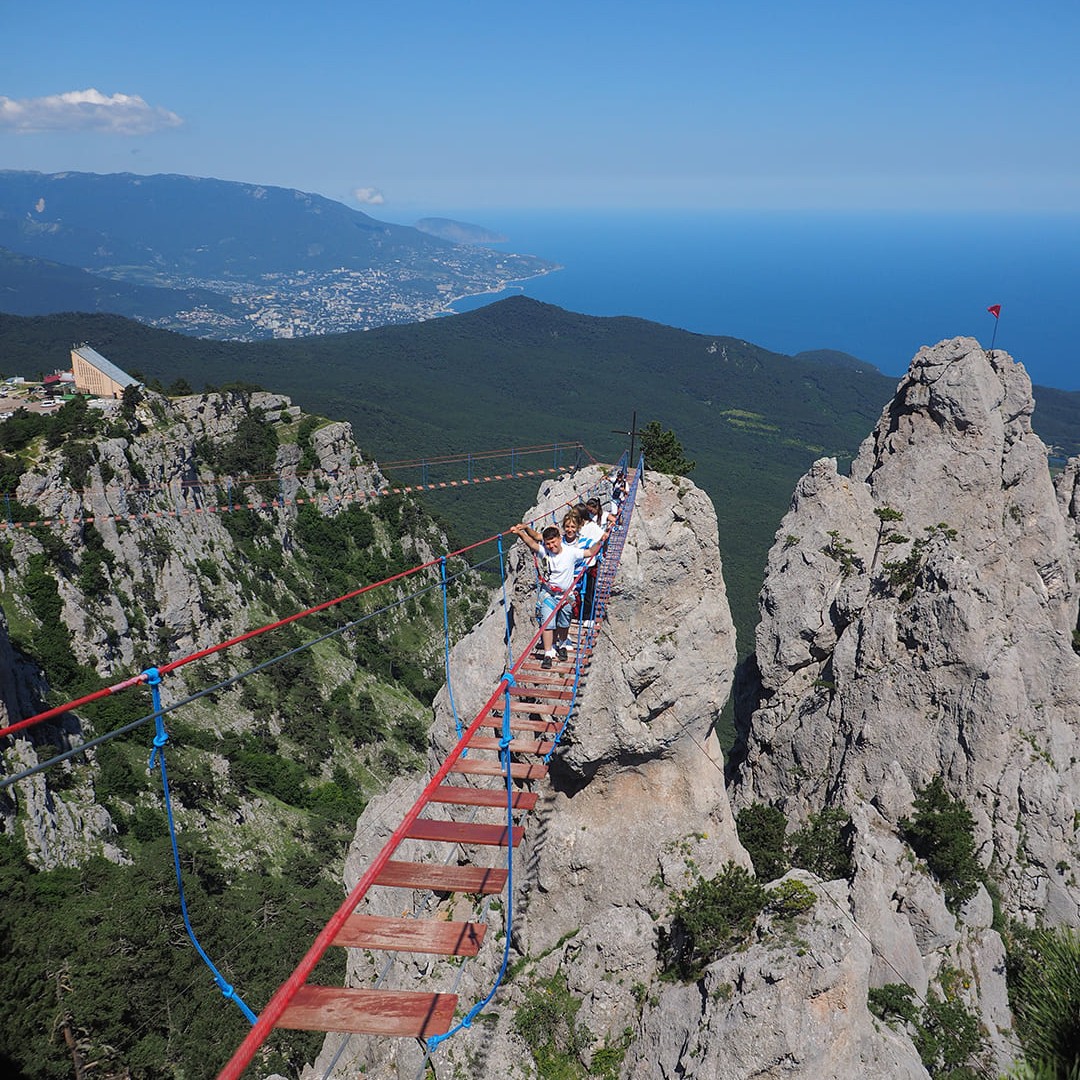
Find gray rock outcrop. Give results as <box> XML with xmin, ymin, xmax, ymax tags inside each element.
<box><xmin>313</xmin><ymin>468</ymin><xmax>956</xmax><ymax>1080</ymax></box>
<box><xmin>0</xmin><ymin>389</ymin><xmax>412</xmax><ymax>871</ymax></box>
<box><xmin>630</xmin><ymin>871</ymin><xmax>928</xmax><ymax>1080</ymax></box>
<box><xmin>11</xmin><ymin>391</ymin><xmax>384</xmax><ymax>669</ymax></box>
<box><xmin>732</xmin><ymin>338</ymin><xmax>1080</xmax><ymax>928</ymax></box>
<box><xmin>719</xmin><ymin>337</ymin><xmax>1080</xmax><ymax>1075</ymax></box>
<box><xmin>311</xmin><ymin>467</ymin><xmax>742</xmax><ymax>1079</ymax></box>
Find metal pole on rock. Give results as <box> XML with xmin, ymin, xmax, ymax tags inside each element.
<box><xmin>987</xmin><ymin>304</ymin><xmax>1002</xmax><ymax>355</ymax></box>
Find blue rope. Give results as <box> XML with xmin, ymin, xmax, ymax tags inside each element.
<box><xmin>427</xmin><ymin>673</ymin><xmax>518</xmax><ymax>1051</ymax></box>
<box><xmin>500</xmin><ymin>672</ymin><xmax>516</xmax><ymax>746</ymax></box>
<box><xmin>497</xmin><ymin>534</ymin><xmax>513</xmax><ymax>670</ymax></box>
<box><xmin>439</xmin><ymin>556</ymin><xmax>464</xmax><ymax>745</ymax></box>
<box><xmin>144</xmin><ymin>667</ymin><xmax>258</xmax><ymax>1026</ymax></box>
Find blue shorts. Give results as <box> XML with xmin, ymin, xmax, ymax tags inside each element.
<box><xmin>537</xmin><ymin>592</ymin><xmax>572</xmax><ymax>630</ymax></box>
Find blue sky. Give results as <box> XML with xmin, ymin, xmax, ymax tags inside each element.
<box><xmin>2</xmin><ymin>0</ymin><xmax>1077</xmax><ymax>218</ymax></box>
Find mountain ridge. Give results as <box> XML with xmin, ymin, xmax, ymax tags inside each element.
<box><xmin>0</xmin><ymin>168</ymin><xmax>463</xmax><ymax>273</ymax></box>
<box><xmin>0</xmin><ymin>169</ymin><xmax>557</xmax><ymax>337</ymax></box>
<box><xmin>4</xmin><ymin>298</ymin><xmax>1080</xmax><ymax>674</ymax></box>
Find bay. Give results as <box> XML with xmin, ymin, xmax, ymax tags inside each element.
<box><xmin>444</xmin><ymin>210</ymin><xmax>1080</xmax><ymax>391</ymax></box>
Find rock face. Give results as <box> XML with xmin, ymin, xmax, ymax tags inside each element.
<box><xmin>630</xmin><ymin>870</ymin><xmax>928</xmax><ymax>1080</ymax></box>
<box><xmin>0</xmin><ymin>388</ymin><xmax>434</xmax><ymax>872</ymax></box>
<box><xmin>12</xmin><ymin>391</ymin><xmax>382</xmax><ymax>669</ymax></box>
<box><xmin>721</xmin><ymin>338</ymin><xmax>1080</xmax><ymax>1075</ymax></box>
<box><xmin>732</xmin><ymin>338</ymin><xmax>1080</xmax><ymax>926</ymax></box>
<box><xmin>314</xmin><ymin>468</ymin><xmax>950</xmax><ymax>1080</ymax></box>
<box><xmin>0</xmin><ymin>606</ymin><xmax>115</xmax><ymax>867</ymax></box>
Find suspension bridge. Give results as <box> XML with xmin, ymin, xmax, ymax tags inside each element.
<box><xmin>0</xmin><ymin>447</ymin><xmax>643</xmax><ymax>1079</ymax></box>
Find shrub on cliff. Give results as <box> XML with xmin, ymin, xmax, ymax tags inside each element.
<box><xmin>513</xmin><ymin>971</ymin><xmax>592</xmax><ymax>1077</ymax></box>
<box><xmin>1007</xmin><ymin>926</ymin><xmax>1080</xmax><ymax>1077</ymax></box>
<box><xmin>900</xmin><ymin>777</ymin><xmax>982</xmax><ymax>912</ymax></box>
<box><xmin>736</xmin><ymin>803</ymin><xmax>789</xmax><ymax>882</ymax></box>
<box><xmin>638</xmin><ymin>420</ymin><xmax>695</xmax><ymax>476</ymax></box>
<box><xmin>660</xmin><ymin>862</ymin><xmax>767</xmax><ymax>980</ymax></box>
<box><xmin>870</xmin><ymin>975</ymin><xmax>988</xmax><ymax>1079</ymax></box>
<box><xmin>789</xmin><ymin>807</ymin><xmax>853</xmax><ymax>880</ymax></box>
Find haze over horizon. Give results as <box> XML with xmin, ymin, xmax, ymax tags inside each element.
<box><xmin>2</xmin><ymin>0</ymin><xmax>1077</xmax><ymax>216</ymax></box>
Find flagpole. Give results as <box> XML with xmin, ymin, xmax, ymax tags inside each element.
<box><xmin>987</xmin><ymin>304</ymin><xmax>1001</xmax><ymax>355</ymax></box>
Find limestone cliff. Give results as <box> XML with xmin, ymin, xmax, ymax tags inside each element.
<box><xmin>314</xmin><ymin>468</ymin><xmax>938</xmax><ymax>1080</ymax></box>
<box><xmin>731</xmin><ymin>338</ymin><xmax>1080</xmax><ymax>924</ymax></box>
<box><xmin>722</xmin><ymin>338</ymin><xmax>1080</xmax><ymax>1075</ymax></box>
<box><xmin>0</xmin><ymin>388</ymin><xmax>455</xmax><ymax>872</ymax></box>
<box><xmin>12</xmin><ymin>390</ymin><xmax>379</xmax><ymax>668</ymax></box>
<box><xmin>314</xmin><ymin>341</ymin><xmax>1080</xmax><ymax>1080</ymax></box>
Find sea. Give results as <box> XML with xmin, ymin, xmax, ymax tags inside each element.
<box><xmin>440</xmin><ymin>210</ymin><xmax>1080</xmax><ymax>392</ymax></box>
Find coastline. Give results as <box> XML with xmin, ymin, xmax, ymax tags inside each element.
<box><xmin>433</xmin><ymin>209</ymin><xmax>1080</xmax><ymax>389</ymax></box>
<box><xmin>439</xmin><ymin>262</ymin><xmax>564</xmax><ymax>318</ymax></box>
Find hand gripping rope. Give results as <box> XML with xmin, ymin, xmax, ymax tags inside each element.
<box><xmin>497</xmin><ymin>533</ymin><xmax>514</xmax><ymax>671</ymax></box>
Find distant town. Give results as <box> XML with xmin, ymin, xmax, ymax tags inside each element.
<box><xmin>154</xmin><ymin>258</ymin><xmax>557</xmax><ymax>340</ymax></box>
<box><xmin>0</xmin><ymin>170</ymin><xmax>561</xmax><ymax>343</ymax></box>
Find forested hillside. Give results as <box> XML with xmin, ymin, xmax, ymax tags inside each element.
<box><xmin>4</xmin><ymin>300</ymin><xmax>1079</xmax><ymax>667</ymax></box>
<box><xmin>0</xmin><ymin>388</ymin><xmax>489</xmax><ymax>1077</ymax></box>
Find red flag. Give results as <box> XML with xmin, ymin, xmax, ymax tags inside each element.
<box><xmin>987</xmin><ymin>304</ymin><xmax>1001</xmax><ymax>318</ymax></box>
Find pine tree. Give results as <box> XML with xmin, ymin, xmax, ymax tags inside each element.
<box><xmin>639</xmin><ymin>420</ymin><xmax>695</xmax><ymax>476</ymax></box>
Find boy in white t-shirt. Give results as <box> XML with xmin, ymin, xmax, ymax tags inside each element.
<box><xmin>511</xmin><ymin>520</ymin><xmax>607</xmax><ymax>667</ymax></box>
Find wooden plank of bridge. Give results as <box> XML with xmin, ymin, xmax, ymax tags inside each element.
<box><xmin>429</xmin><ymin>784</ymin><xmax>538</xmax><ymax>810</ymax></box>
<box><xmin>507</xmin><ymin>686</ymin><xmax>575</xmax><ymax>700</ymax></box>
<box><xmin>449</xmin><ymin>758</ymin><xmax>548</xmax><ymax>780</ymax></box>
<box><xmin>332</xmin><ymin>914</ymin><xmax>487</xmax><ymax>956</ymax></box>
<box><xmin>517</xmin><ymin>662</ymin><xmax>575</xmax><ymax>676</ymax></box>
<box><xmin>492</xmin><ymin>700</ymin><xmax>570</xmax><ymax>716</ymax></box>
<box><xmin>485</xmin><ymin>717</ymin><xmax>560</xmax><ymax>734</ymax></box>
<box><xmin>466</xmin><ymin>734</ymin><xmax>550</xmax><ymax>754</ymax></box>
<box><xmin>277</xmin><ymin>985</ymin><xmax>457</xmax><ymax>1037</ymax></box>
<box><xmin>513</xmin><ymin>685</ymin><xmax>574</xmax><ymax>699</ymax></box>
<box><xmin>405</xmin><ymin>818</ymin><xmax>524</xmax><ymax>847</ymax></box>
<box><xmin>373</xmin><ymin>859</ymin><xmax>508</xmax><ymax>893</ymax></box>
<box><xmin>514</xmin><ymin>669</ymin><xmax>576</xmax><ymax>686</ymax></box>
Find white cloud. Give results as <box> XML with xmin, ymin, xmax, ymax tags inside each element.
<box><xmin>353</xmin><ymin>186</ymin><xmax>385</xmax><ymax>205</ymax></box>
<box><xmin>0</xmin><ymin>89</ymin><xmax>183</xmax><ymax>135</ymax></box>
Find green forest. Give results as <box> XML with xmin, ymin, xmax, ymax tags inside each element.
<box><xmin>5</xmin><ymin>299</ymin><xmax>1079</xmax><ymax>666</ymax></box>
